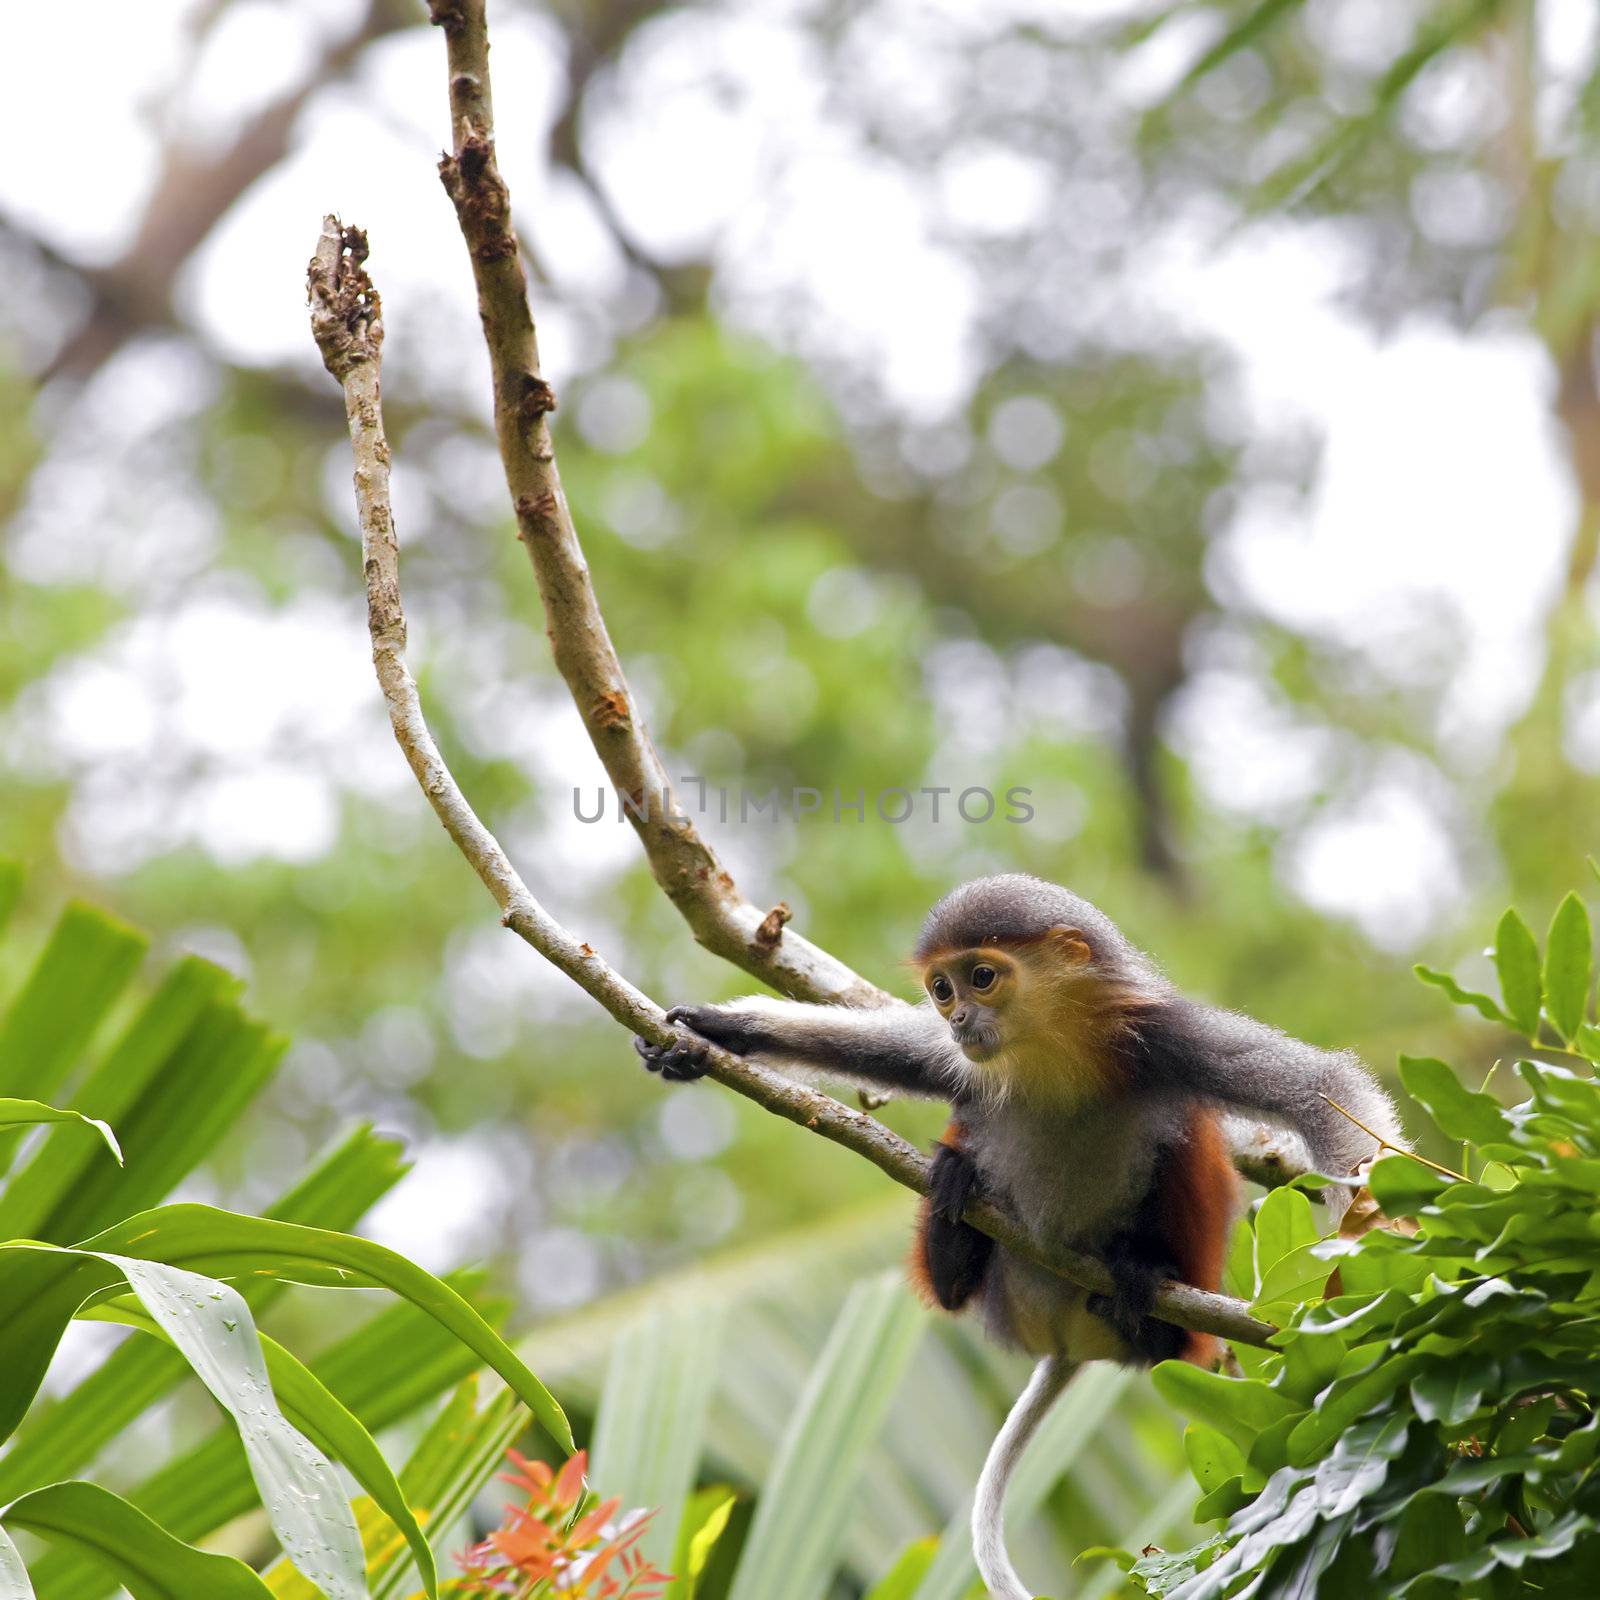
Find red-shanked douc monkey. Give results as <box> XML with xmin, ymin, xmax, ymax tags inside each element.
<box><xmin>635</xmin><ymin>873</ymin><xmax>1405</xmax><ymax>1600</ymax></box>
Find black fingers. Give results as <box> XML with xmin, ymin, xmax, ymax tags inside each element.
<box><xmin>925</xmin><ymin>1213</ymin><xmax>994</xmax><ymax>1311</ymax></box>
<box><xmin>928</xmin><ymin>1140</ymin><xmax>982</xmax><ymax>1224</ymax></box>
<box><xmin>664</xmin><ymin>1004</ymin><xmax>767</xmax><ymax>1054</ymax></box>
<box><xmin>634</xmin><ymin>1031</ymin><xmax>711</xmax><ymax>1082</ymax></box>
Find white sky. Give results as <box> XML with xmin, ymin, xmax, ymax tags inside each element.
<box><xmin>1</xmin><ymin>0</ymin><xmax>1589</xmax><ymax>953</ymax></box>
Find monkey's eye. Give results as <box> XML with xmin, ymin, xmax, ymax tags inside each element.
<box><xmin>930</xmin><ymin>975</ymin><xmax>954</xmax><ymax>1004</ymax></box>
<box><xmin>971</xmin><ymin>965</ymin><xmax>997</xmax><ymax>991</ymax></box>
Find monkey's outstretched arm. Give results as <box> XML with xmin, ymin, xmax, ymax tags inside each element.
<box><xmin>1132</xmin><ymin>1001</ymin><xmax>1406</xmax><ymax>1210</ymax></box>
<box><xmin>637</xmin><ymin>996</ymin><xmax>966</xmax><ymax>1099</ymax></box>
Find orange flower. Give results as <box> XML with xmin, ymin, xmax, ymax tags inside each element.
<box><xmin>455</xmin><ymin>1450</ymin><xmax>672</xmax><ymax>1599</ymax></box>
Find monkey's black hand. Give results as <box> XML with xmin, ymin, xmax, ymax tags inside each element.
<box><xmin>928</xmin><ymin>1140</ymin><xmax>982</xmax><ymax>1224</ymax></box>
<box><xmin>633</xmin><ymin>1031</ymin><xmax>711</xmax><ymax>1082</ymax></box>
<box><xmin>663</xmin><ymin>1004</ymin><xmax>771</xmax><ymax>1055</ymax></box>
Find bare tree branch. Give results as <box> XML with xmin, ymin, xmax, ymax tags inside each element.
<box><xmin>424</xmin><ymin>0</ymin><xmax>888</xmax><ymax>1012</ymax></box>
<box><xmin>306</xmin><ymin>213</ymin><xmax>1277</xmax><ymax>1352</ymax></box>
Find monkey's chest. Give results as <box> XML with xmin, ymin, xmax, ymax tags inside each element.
<box><xmin>963</xmin><ymin>1099</ymin><xmax>1175</xmax><ymax>1253</ymax></box>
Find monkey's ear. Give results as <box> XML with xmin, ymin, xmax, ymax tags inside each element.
<box><xmin>1048</xmin><ymin>926</ymin><xmax>1094</xmax><ymax>965</ymax></box>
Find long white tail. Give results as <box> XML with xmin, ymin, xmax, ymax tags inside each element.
<box><xmin>972</xmin><ymin>1355</ymin><xmax>1077</xmax><ymax>1600</ymax></box>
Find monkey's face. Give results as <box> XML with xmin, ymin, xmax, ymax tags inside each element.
<box><xmin>923</xmin><ymin>948</ymin><xmax>1015</xmax><ymax>1062</ymax></box>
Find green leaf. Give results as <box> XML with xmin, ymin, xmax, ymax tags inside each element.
<box><xmin>87</xmin><ymin>1296</ymin><xmax>436</xmax><ymax>1598</ymax></box>
<box><xmin>1409</xmin><ymin>1356</ymin><xmax>1496</xmax><ymax>1426</ymax></box>
<box><xmin>76</xmin><ymin>1202</ymin><xmax>572</xmax><ymax>1452</ymax></box>
<box><xmin>726</xmin><ymin>1275</ymin><xmax>924</xmax><ymax>1600</ymax></box>
<box><xmin>1413</xmin><ymin>965</ymin><xmax>1508</xmax><ymax>1027</ymax></box>
<box><xmin>1366</xmin><ymin>1154</ymin><xmax>1452</xmax><ymax>1217</ymax></box>
<box><xmin>0</xmin><ymin>1524</ymin><xmax>33</xmax><ymax>1599</ymax></box>
<box><xmin>1309</xmin><ymin>1415</ymin><xmax>1409</xmax><ymax>1517</ymax></box>
<box><xmin>0</xmin><ymin>956</ymin><xmax>236</xmax><ymax>1242</ymax></box>
<box><xmin>863</xmin><ymin>1538</ymin><xmax>937</xmax><ymax>1600</ymax></box>
<box><xmin>0</xmin><ymin>1099</ymin><xmax>120</xmax><ymax>1163</ymax></box>
<box><xmin>1494</xmin><ymin>909</ymin><xmax>1542</xmax><ymax>1036</ymax></box>
<box><xmin>41</xmin><ymin>1004</ymin><xmax>283</xmax><ymax>1244</ymax></box>
<box><xmin>0</xmin><ymin>1127</ymin><xmax>411</xmax><ymax>1503</ymax></box>
<box><xmin>0</xmin><ymin>903</ymin><xmax>145</xmax><ymax>1126</ymax></box>
<box><xmin>671</xmin><ymin>1487</ymin><xmax>739</xmax><ymax>1600</ymax></box>
<box><xmin>0</xmin><ymin>1482</ymin><xmax>273</xmax><ymax>1599</ymax></box>
<box><xmin>1544</xmin><ymin>892</ymin><xmax>1593</xmax><ymax>1042</ymax></box>
<box><xmin>1255</xmin><ymin>1243</ymin><xmax>1329</xmax><ymax>1314</ymax></box>
<box><xmin>1185</xmin><ymin>1426</ymin><xmax>1247</xmax><ymax>1494</ymax></box>
<box><xmin>1398</xmin><ymin>1057</ymin><xmax>1511</xmax><ymax>1147</ymax></box>
<box><xmin>591</xmin><ymin>1301</ymin><xmax>723</xmax><ymax>1580</ymax></box>
<box><xmin>1253</xmin><ymin>1188</ymin><xmax>1319</xmax><ymax>1288</ymax></box>
<box><xmin>1150</xmin><ymin>1365</ymin><xmax>1300</xmax><ymax>1456</ymax></box>
<box><xmin>74</xmin><ymin>1252</ymin><xmax>362</xmax><ymax>1598</ymax></box>
<box><xmin>1286</xmin><ymin>1355</ymin><xmax>1421</xmax><ymax>1466</ymax></box>
<box><xmin>34</xmin><ymin>1275</ymin><xmax>511</xmax><ymax>1600</ymax></box>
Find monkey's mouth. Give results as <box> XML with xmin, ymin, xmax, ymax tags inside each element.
<box><xmin>953</xmin><ymin>1026</ymin><xmax>1002</xmax><ymax>1062</ymax></box>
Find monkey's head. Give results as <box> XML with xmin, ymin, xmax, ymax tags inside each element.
<box><xmin>914</xmin><ymin>874</ymin><xmax>1159</xmax><ymax>1081</ymax></box>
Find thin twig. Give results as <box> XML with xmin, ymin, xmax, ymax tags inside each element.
<box><xmin>305</xmin><ymin>216</ymin><xmax>1275</xmax><ymax>1351</ymax></box>
<box><xmin>1319</xmin><ymin>1092</ymin><xmax>1468</xmax><ymax>1182</ymax></box>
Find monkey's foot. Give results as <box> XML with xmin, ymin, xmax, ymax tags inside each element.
<box><xmin>634</xmin><ymin>1031</ymin><xmax>711</xmax><ymax>1082</ymax></box>
<box><xmin>928</xmin><ymin>1140</ymin><xmax>982</xmax><ymax>1223</ymax></box>
<box><xmin>1089</xmin><ymin>1258</ymin><xmax>1184</xmax><ymax>1365</ymax></box>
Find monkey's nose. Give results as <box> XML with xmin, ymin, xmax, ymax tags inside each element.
<box><xmin>950</xmin><ymin>1006</ymin><xmax>971</xmax><ymax>1028</ymax></box>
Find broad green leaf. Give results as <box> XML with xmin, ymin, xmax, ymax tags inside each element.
<box><xmin>726</xmin><ymin>1275</ymin><xmax>924</xmax><ymax>1600</ymax></box>
<box><xmin>1398</xmin><ymin>1056</ymin><xmax>1511</xmax><ymax>1147</ymax></box>
<box><xmin>75</xmin><ymin>1203</ymin><xmax>572</xmax><ymax>1451</ymax></box>
<box><xmin>41</xmin><ymin>1006</ymin><xmax>282</xmax><ymax>1244</ymax></box>
<box><xmin>1222</xmin><ymin>1215</ymin><xmax>1255</xmax><ymax>1301</ymax></box>
<box><xmin>592</xmin><ymin>1301</ymin><xmax>723</xmax><ymax>1580</ymax></box>
<box><xmin>1253</xmin><ymin>1188</ymin><xmax>1319</xmax><ymax>1288</ymax></box>
<box><xmin>0</xmin><ymin>1524</ymin><xmax>32</xmax><ymax>1599</ymax></box>
<box><xmin>1254</xmin><ymin>1243</ymin><xmax>1328</xmax><ymax>1314</ymax></box>
<box><xmin>1409</xmin><ymin>1356</ymin><xmax>1496</xmax><ymax>1426</ymax></box>
<box><xmin>863</xmin><ymin>1537</ymin><xmax>937</xmax><ymax>1600</ymax></box>
<box><xmin>0</xmin><ymin>956</ymin><xmax>234</xmax><ymax>1242</ymax></box>
<box><xmin>1413</xmin><ymin>965</ymin><xmax>1507</xmax><ymax>1027</ymax></box>
<box><xmin>1365</xmin><ymin>1153</ymin><xmax>1452</xmax><ymax>1217</ymax></box>
<box><xmin>87</xmin><ymin>1296</ymin><xmax>436</xmax><ymax>1597</ymax></box>
<box><xmin>73</xmin><ymin>1251</ymin><xmax>362</xmax><ymax>1597</ymax></box>
<box><xmin>672</xmin><ymin>1488</ymin><xmax>738</xmax><ymax>1600</ymax></box>
<box><xmin>32</xmin><ymin>1272</ymin><xmax>510</xmax><ymax>1600</ymax></box>
<box><xmin>0</xmin><ymin>1481</ymin><xmax>272</xmax><ymax>1599</ymax></box>
<box><xmin>1150</xmin><ymin>1365</ymin><xmax>1299</xmax><ymax>1456</ymax></box>
<box><xmin>371</xmin><ymin>1385</ymin><xmax>524</xmax><ymax>1600</ymax></box>
<box><xmin>1286</xmin><ymin>1355</ymin><xmax>1421</xmax><ymax>1466</ymax></box>
<box><xmin>1309</xmin><ymin>1415</ymin><xmax>1408</xmax><ymax>1517</ymax></box>
<box><xmin>0</xmin><ymin>1099</ymin><xmax>119</xmax><ymax>1162</ymax></box>
<box><xmin>0</xmin><ymin>903</ymin><xmax>145</xmax><ymax>1123</ymax></box>
<box><xmin>1493</xmin><ymin>908</ymin><xmax>1542</xmax><ymax>1036</ymax></box>
<box><xmin>0</xmin><ymin>1127</ymin><xmax>410</xmax><ymax>1502</ymax></box>
<box><xmin>1544</xmin><ymin>892</ymin><xmax>1593</xmax><ymax>1042</ymax></box>
<box><xmin>1184</xmin><ymin>1426</ymin><xmax>1246</xmax><ymax>1495</ymax></box>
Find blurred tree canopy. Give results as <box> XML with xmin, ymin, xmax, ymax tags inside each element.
<box><xmin>2</xmin><ymin>0</ymin><xmax>1598</xmax><ymax>1312</ymax></box>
